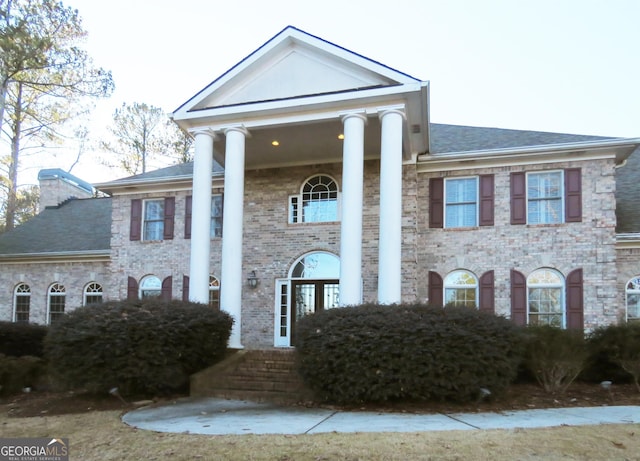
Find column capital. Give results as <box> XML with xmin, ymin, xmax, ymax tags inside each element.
<box><xmin>223</xmin><ymin>125</ymin><xmax>250</xmax><ymax>137</ymax></box>
<box><xmin>340</xmin><ymin>111</ymin><xmax>368</xmax><ymax>125</ymax></box>
<box><xmin>189</xmin><ymin>127</ymin><xmax>217</xmax><ymax>140</ymax></box>
<box><xmin>378</xmin><ymin>108</ymin><xmax>406</xmax><ymax>121</ymax></box>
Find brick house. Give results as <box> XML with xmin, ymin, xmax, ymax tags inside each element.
<box><xmin>1</xmin><ymin>26</ymin><xmax>639</xmax><ymax>349</ymax></box>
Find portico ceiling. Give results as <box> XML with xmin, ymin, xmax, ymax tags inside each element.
<box><xmin>213</xmin><ymin>117</ymin><xmax>383</xmax><ymax>170</ymax></box>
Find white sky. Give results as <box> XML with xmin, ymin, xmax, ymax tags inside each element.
<box><xmin>20</xmin><ymin>0</ymin><xmax>640</xmax><ymax>184</ymax></box>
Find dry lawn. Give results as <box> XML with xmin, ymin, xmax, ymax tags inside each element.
<box><xmin>1</xmin><ymin>410</ymin><xmax>639</xmax><ymax>461</ymax></box>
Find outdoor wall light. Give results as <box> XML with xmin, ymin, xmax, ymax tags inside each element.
<box><xmin>247</xmin><ymin>270</ymin><xmax>259</xmax><ymax>289</ymax></box>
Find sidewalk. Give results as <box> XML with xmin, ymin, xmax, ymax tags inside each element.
<box><xmin>122</xmin><ymin>398</ymin><xmax>640</xmax><ymax>435</ymax></box>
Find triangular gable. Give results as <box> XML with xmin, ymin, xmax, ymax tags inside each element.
<box><xmin>174</xmin><ymin>26</ymin><xmax>420</xmax><ymax>116</ymax></box>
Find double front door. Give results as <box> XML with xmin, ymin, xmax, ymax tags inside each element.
<box><xmin>291</xmin><ymin>279</ymin><xmax>339</xmax><ymax>344</ymax></box>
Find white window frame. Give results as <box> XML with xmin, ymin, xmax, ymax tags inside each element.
<box><xmin>13</xmin><ymin>283</ymin><xmax>30</xmax><ymax>323</ymax></box>
<box><xmin>444</xmin><ymin>177</ymin><xmax>478</xmax><ymax>228</ymax></box>
<box><xmin>444</xmin><ymin>270</ymin><xmax>478</xmax><ymax>307</ymax></box>
<box><xmin>626</xmin><ymin>276</ymin><xmax>640</xmax><ymax>322</ymax></box>
<box><xmin>142</xmin><ymin>199</ymin><xmax>165</xmax><ymax>241</ymax></box>
<box><xmin>211</xmin><ymin>194</ymin><xmax>223</xmax><ymax>238</ymax></box>
<box><xmin>84</xmin><ymin>282</ymin><xmax>104</xmax><ymax>306</ymax></box>
<box><xmin>48</xmin><ymin>283</ymin><xmax>66</xmax><ymax>324</ymax></box>
<box><xmin>527</xmin><ymin>269</ymin><xmax>565</xmax><ymax>328</ymax></box>
<box><xmin>289</xmin><ymin>174</ymin><xmax>341</xmax><ymax>224</ymax></box>
<box><xmin>527</xmin><ymin>170</ymin><xmax>564</xmax><ymax>225</ymax></box>
<box><xmin>209</xmin><ymin>275</ymin><xmax>220</xmax><ymax>309</ymax></box>
<box><xmin>139</xmin><ymin>275</ymin><xmax>162</xmax><ymax>299</ymax></box>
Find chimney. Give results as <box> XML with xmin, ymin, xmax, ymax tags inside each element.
<box><xmin>37</xmin><ymin>169</ymin><xmax>94</xmax><ymax>211</ymax></box>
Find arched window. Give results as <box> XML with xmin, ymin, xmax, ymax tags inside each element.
<box><xmin>290</xmin><ymin>252</ymin><xmax>340</xmax><ymax>279</ymax></box>
<box><xmin>528</xmin><ymin>269</ymin><xmax>564</xmax><ymax>327</ymax></box>
<box><xmin>84</xmin><ymin>282</ymin><xmax>103</xmax><ymax>306</ymax></box>
<box><xmin>626</xmin><ymin>276</ymin><xmax>640</xmax><ymax>322</ymax></box>
<box><xmin>444</xmin><ymin>270</ymin><xmax>478</xmax><ymax>308</ymax></box>
<box><xmin>140</xmin><ymin>275</ymin><xmax>162</xmax><ymax>299</ymax></box>
<box><xmin>48</xmin><ymin>283</ymin><xmax>66</xmax><ymax>324</ymax></box>
<box><xmin>289</xmin><ymin>175</ymin><xmax>339</xmax><ymax>223</ymax></box>
<box><xmin>14</xmin><ymin>283</ymin><xmax>30</xmax><ymax>323</ymax></box>
<box><xmin>209</xmin><ymin>276</ymin><xmax>220</xmax><ymax>310</ymax></box>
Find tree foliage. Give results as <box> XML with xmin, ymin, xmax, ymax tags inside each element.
<box><xmin>0</xmin><ymin>183</ymin><xmax>38</xmax><ymax>232</ymax></box>
<box><xmin>101</xmin><ymin>101</ymin><xmax>193</xmax><ymax>175</ymax></box>
<box><xmin>0</xmin><ymin>0</ymin><xmax>114</xmax><ymax>231</ymax></box>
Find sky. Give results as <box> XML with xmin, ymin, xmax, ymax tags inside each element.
<box><xmin>20</xmin><ymin>0</ymin><xmax>640</xmax><ymax>185</ymax></box>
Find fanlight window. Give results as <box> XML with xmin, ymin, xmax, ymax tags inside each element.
<box><xmin>626</xmin><ymin>276</ymin><xmax>640</xmax><ymax>322</ymax></box>
<box><xmin>528</xmin><ymin>269</ymin><xmax>564</xmax><ymax>327</ymax></box>
<box><xmin>289</xmin><ymin>175</ymin><xmax>339</xmax><ymax>223</ymax></box>
<box><xmin>444</xmin><ymin>270</ymin><xmax>478</xmax><ymax>307</ymax></box>
<box><xmin>140</xmin><ymin>275</ymin><xmax>162</xmax><ymax>299</ymax></box>
<box><xmin>48</xmin><ymin>283</ymin><xmax>66</xmax><ymax>324</ymax></box>
<box><xmin>84</xmin><ymin>282</ymin><xmax>103</xmax><ymax>306</ymax></box>
<box><xmin>14</xmin><ymin>283</ymin><xmax>30</xmax><ymax>323</ymax></box>
<box><xmin>209</xmin><ymin>275</ymin><xmax>220</xmax><ymax>310</ymax></box>
<box><xmin>291</xmin><ymin>252</ymin><xmax>340</xmax><ymax>279</ymax></box>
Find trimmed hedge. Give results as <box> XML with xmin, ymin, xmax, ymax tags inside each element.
<box><xmin>44</xmin><ymin>299</ymin><xmax>233</xmax><ymax>396</ymax></box>
<box><xmin>0</xmin><ymin>354</ymin><xmax>45</xmax><ymax>395</ymax></box>
<box><xmin>586</xmin><ymin>322</ymin><xmax>640</xmax><ymax>392</ymax></box>
<box><xmin>522</xmin><ymin>325</ymin><xmax>587</xmax><ymax>393</ymax></box>
<box><xmin>296</xmin><ymin>303</ymin><xmax>523</xmax><ymax>404</ymax></box>
<box><xmin>0</xmin><ymin>321</ymin><xmax>48</xmax><ymax>357</ymax></box>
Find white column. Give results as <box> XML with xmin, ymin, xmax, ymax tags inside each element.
<box><xmin>220</xmin><ymin>126</ymin><xmax>248</xmax><ymax>349</ymax></box>
<box><xmin>189</xmin><ymin>129</ymin><xmax>215</xmax><ymax>303</ymax></box>
<box><xmin>339</xmin><ymin>113</ymin><xmax>366</xmax><ymax>306</ymax></box>
<box><xmin>378</xmin><ymin>109</ymin><xmax>405</xmax><ymax>304</ymax></box>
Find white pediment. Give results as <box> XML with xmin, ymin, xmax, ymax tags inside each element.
<box><xmin>175</xmin><ymin>26</ymin><xmax>420</xmax><ymax>116</ymax></box>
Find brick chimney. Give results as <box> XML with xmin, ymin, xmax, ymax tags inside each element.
<box><xmin>37</xmin><ymin>169</ymin><xmax>94</xmax><ymax>211</ymax></box>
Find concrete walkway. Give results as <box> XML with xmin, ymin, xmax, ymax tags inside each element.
<box><xmin>122</xmin><ymin>398</ymin><xmax>640</xmax><ymax>435</ymax></box>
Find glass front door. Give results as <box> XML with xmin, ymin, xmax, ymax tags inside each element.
<box><xmin>274</xmin><ymin>251</ymin><xmax>341</xmax><ymax>347</ymax></box>
<box><xmin>291</xmin><ymin>279</ymin><xmax>339</xmax><ymax>344</ymax></box>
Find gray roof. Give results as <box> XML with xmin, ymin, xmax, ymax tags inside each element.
<box><xmin>0</xmin><ymin>124</ymin><xmax>636</xmax><ymax>258</ymax></box>
<box><xmin>114</xmin><ymin>160</ymin><xmax>223</xmax><ymax>183</ymax></box>
<box><xmin>0</xmin><ymin>197</ymin><xmax>112</xmax><ymax>256</ymax></box>
<box><xmin>616</xmin><ymin>146</ymin><xmax>640</xmax><ymax>233</ymax></box>
<box><xmin>429</xmin><ymin>124</ymin><xmax>612</xmax><ymax>153</ymax></box>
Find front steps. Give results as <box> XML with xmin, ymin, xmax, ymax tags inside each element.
<box><xmin>190</xmin><ymin>349</ymin><xmax>314</xmax><ymax>403</ymax></box>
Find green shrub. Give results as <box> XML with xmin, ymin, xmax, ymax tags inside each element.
<box><xmin>0</xmin><ymin>354</ymin><xmax>45</xmax><ymax>395</ymax></box>
<box><xmin>586</xmin><ymin>323</ymin><xmax>640</xmax><ymax>392</ymax></box>
<box><xmin>523</xmin><ymin>325</ymin><xmax>587</xmax><ymax>393</ymax></box>
<box><xmin>295</xmin><ymin>303</ymin><xmax>523</xmax><ymax>404</ymax></box>
<box><xmin>0</xmin><ymin>321</ymin><xmax>48</xmax><ymax>357</ymax></box>
<box><xmin>44</xmin><ymin>299</ymin><xmax>233</xmax><ymax>396</ymax></box>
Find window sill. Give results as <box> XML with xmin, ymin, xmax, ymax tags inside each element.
<box><xmin>288</xmin><ymin>221</ymin><xmax>340</xmax><ymax>227</ymax></box>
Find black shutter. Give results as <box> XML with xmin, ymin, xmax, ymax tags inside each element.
<box><xmin>510</xmin><ymin>172</ymin><xmax>527</xmax><ymax>225</ymax></box>
<box><xmin>479</xmin><ymin>270</ymin><xmax>495</xmax><ymax>314</ymax></box>
<box><xmin>479</xmin><ymin>175</ymin><xmax>494</xmax><ymax>226</ymax></box>
<box><xmin>510</xmin><ymin>270</ymin><xmax>527</xmax><ymax>325</ymax></box>
<box><xmin>182</xmin><ymin>275</ymin><xmax>190</xmax><ymax>302</ymax></box>
<box><xmin>565</xmin><ymin>168</ymin><xmax>582</xmax><ymax>222</ymax></box>
<box><xmin>127</xmin><ymin>276</ymin><xmax>138</xmax><ymax>300</ymax></box>
<box><xmin>185</xmin><ymin>196</ymin><xmax>192</xmax><ymax>239</ymax></box>
<box><xmin>161</xmin><ymin>276</ymin><xmax>172</xmax><ymax>301</ymax></box>
<box><xmin>130</xmin><ymin>199</ymin><xmax>142</xmax><ymax>241</ymax></box>
<box><xmin>429</xmin><ymin>178</ymin><xmax>444</xmax><ymax>228</ymax></box>
<box><xmin>428</xmin><ymin>271</ymin><xmax>443</xmax><ymax>307</ymax></box>
<box><xmin>163</xmin><ymin>197</ymin><xmax>175</xmax><ymax>240</ymax></box>
<box><xmin>566</xmin><ymin>269</ymin><xmax>584</xmax><ymax>330</ymax></box>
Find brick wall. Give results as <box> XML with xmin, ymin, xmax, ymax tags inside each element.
<box><xmin>0</xmin><ymin>261</ymin><xmax>110</xmax><ymax>323</ymax></box>
<box><xmin>2</xmin><ymin>155</ymin><xmax>632</xmax><ymax>342</ymax></box>
<box><xmin>108</xmin><ymin>188</ymin><xmax>223</xmax><ymax>301</ymax></box>
<box><xmin>417</xmin><ymin>158</ymin><xmax>620</xmax><ymax>329</ymax></box>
